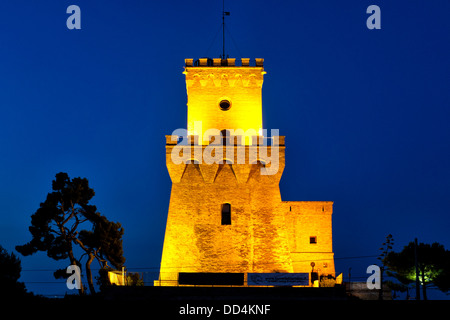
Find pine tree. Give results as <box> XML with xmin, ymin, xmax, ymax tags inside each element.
<box><xmin>16</xmin><ymin>172</ymin><xmax>126</xmax><ymax>295</ymax></box>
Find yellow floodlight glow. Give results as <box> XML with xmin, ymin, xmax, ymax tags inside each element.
<box><xmin>185</xmin><ymin>64</ymin><xmax>265</xmax><ymax>145</ymax></box>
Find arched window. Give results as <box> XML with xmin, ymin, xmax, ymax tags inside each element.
<box><xmin>221</xmin><ymin>159</ymin><xmax>233</xmax><ymax>164</ymax></box>
<box><xmin>185</xmin><ymin>159</ymin><xmax>200</xmax><ymax>164</ymax></box>
<box><xmin>221</xmin><ymin>203</ymin><xmax>231</xmax><ymax>225</ymax></box>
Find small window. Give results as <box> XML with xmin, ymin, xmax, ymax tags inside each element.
<box><xmin>310</xmin><ymin>236</ymin><xmax>317</xmax><ymax>244</ymax></box>
<box><xmin>221</xmin><ymin>203</ymin><xmax>231</xmax><ymax>225</ymax></box>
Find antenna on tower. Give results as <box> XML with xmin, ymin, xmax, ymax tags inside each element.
<box><xmin>222</xmin><ymin>0</ymin><xmax>230</xmax><ymax>59</ymax></box>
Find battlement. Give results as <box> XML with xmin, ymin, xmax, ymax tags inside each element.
<box><xmin>165</xmin><ymin>135</ymin><xmax>285</xmax><ymax>146</ymax></box>
<box><xmin>185</xmin><ymin>58</ymin><xmax>264</xmax><ymax>67</ymax></box>
<box><xmin>164</xmin><ymin>134</ymin><xmax>286</xmax><ymax>184</ymax></box>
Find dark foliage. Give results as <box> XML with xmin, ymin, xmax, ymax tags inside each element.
<box><xmin>0</xmin><ymin>245</ymin><xmax>29</xmax><ymax>297</ymax></box>
<box><xmin>384</xmin><ymin>241</ymin><xmax>450</xmax><ymax>299</ymax></box>
<box><xmin>16</xmin><ymin>172</ymin><xmax>126</xmax><ymax>295</ymax></box>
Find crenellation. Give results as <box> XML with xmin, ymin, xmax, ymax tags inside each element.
<box><xmin>186</xmin><ymin>58</ymin><xmax>263</xmax><ymax>68</ymax></box>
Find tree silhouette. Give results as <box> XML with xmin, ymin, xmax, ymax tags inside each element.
<box><xmin>377</xmin><ymin>234</ymin><xmax>394</xmax><ymax>300</ymax></box>
<box><xmin>16</xmin><ymin>172</ymin><xmax>125</xmax><ymax>295</ymax></box>
<box><xmin>384</xmin><ymin>241</ymin><xmax>450</xmax><ymax>300</ymax></box>
<box><xmin>0</xmin><ymin>245</ymin><xmax>28</xmax><ymax>297</ymax></box>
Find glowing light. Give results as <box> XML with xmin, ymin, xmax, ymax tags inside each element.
<box><xmin>157</xmin><ymin>58</ymin><xmax>335</xmax><ymax>287</ymax></box>
<box><xmin>185</xmin><ymin>65</ymin><xmax>265</xmax><ymax>145</ymax></box>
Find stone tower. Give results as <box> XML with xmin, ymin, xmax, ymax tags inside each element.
<box><xmin>156</xmin><ymin>58</ymin><xmax>335</xmax><ymax>286</ymax></box>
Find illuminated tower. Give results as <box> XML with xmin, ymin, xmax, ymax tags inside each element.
<box><xmin>156</xmin><ymin>58</ymin><xmax>335</xmax><ymax>286</ymax></box>
<box><xmin>185</xmin><ymin>57</ymin><xmax>264</xmax><ymax>144</ymax></box>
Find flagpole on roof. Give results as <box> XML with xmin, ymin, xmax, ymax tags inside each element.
<box><xmin>222</xmin><ymin>0</ymin><xmax>230</xmax><ymax>59</ymax></box>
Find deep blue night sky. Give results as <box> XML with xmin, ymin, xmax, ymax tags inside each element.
<box><xmin>0</xmin><ymin>1</ymin><xmax>449</xmax><ymax>298</ymax></box>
